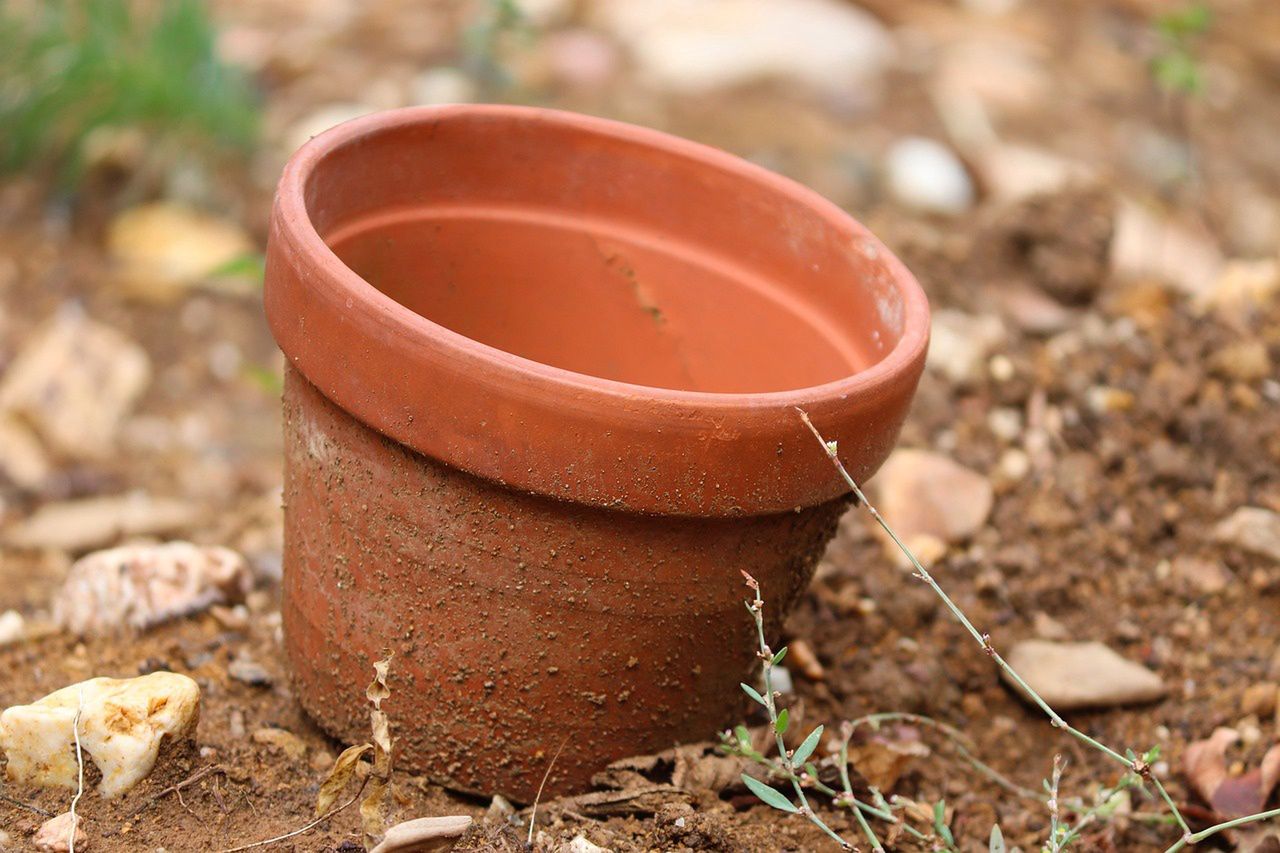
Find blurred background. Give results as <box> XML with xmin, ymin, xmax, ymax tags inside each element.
<box><xmin>0</xmin><ymin>1</ymin><xmax>1278</xmax><ymax>849</ymax></box>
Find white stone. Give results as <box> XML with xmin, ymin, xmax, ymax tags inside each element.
<box><xmin>0</xmin><ymin>307</ymin><xmax>150</xmax><ymax>460</ymax></box>
<box><xmin>886</xmin><ymin>137</ymin><xmax>974</xmax><ymax>215</ymax></box>
<box><xmin>0</xmin><ymin>672</ymin><xmax>200</xmax><ymax>798</ymax></box>
<box><xmin>1110</xmin><ymin>199</ymin><xmax>1224</xmax><ymax>297</ymax></box>
<box><xmin>595</xmin><ymin>0</ymin><xmax>893</xmax><ymax>95</ymax></box>
<box><xmin>926</xmin><ymin>310</ymin><xmax>1006</xmax><ymax>385</ymax></box>
<box><xmin>1214</xmin><ymin>508</ymin><xmax>1280</xmax><ymax>563</ymax></box>
<box><xmin>1003</xmin><ymin>640</ymin><xmax>1166</xmax><ymax>710</ymax></box>
<box><xmin>33</xmin><ymin>812</ymin><xmax>86</xmax><ymax>853</ymax></box>
<box><xmin>410</xmin><ymin>68</ymin><xmax>476</xmax><ymax>105</ymax></box>
<box><xmin>976</xmin><ymin>143</ymin><xmax>1094</xmax><ymax>205</ymax></box>
<box><xmin>565</xmin><ymin>836</ymin><xmax>613</xmax><ymax>853</ymax></box>
<box><xmin>106</xmin><ymin>202</ymin><xmax>256</xmax><ymax>302</ymax></box>
<box><xmin>0</xmin><ymin>610</ymin><xmax>24</xmax><ymax>646</ymax></box>
<box><xmin>4</xmin><ymin>493</ymin><xmax>201</xmax><ymax>552</ymax></box>
<box><xmin>284</xmin><ymin>103</ymin><xmax>375</xmax><ymax>155</ymax></box>
<box><xmin>0</xmin><ymin>415</ymin><xmax>50</xmax><ymax>490</ymax></box>
<box><xmin>53</xmin><ymin>541</ymin><xmax>250</xmax><ymax>635</ymax></box>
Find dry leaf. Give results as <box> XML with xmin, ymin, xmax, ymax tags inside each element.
<box><xmin>1183</xmin><ymin>727</ymin><xmax>1280</xmax><ymax>819</ymax></box>
<box><xmin>362</xmin><ymin>652</ymin><xmax>395</xmax><ymax>849</ymax></box>
<box><xmin>847</xmin><ymin>727</ymin><xmax>930</xmax><ymax>792</ymax></box>
<box><xmin>316</xmin><ymin>743</ymin><xmax>373</xmax><ymax>816</ymax></box>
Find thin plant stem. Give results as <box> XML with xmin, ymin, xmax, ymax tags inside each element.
<box><xmin>1164</xmin><ymin>807</ymin><xmax>1280</xmax><ymax>852</ymax></box>
<box><xmin>837</xmin><ymin>727</ymin><xmax>884</xmax><ymax>852</ymax></box>
<box><xmin>1046</xmin><ymin>755</ymin><xmax>1065</xmax><ymax>853</ymax></box>
<box><xmin>69</xmin><ymin>685</ymin><xmax>85</xmax><ymax>853</ymax></box>
<box><xmin>795</xmin><ymin>408</ymin><xmax>1278</xmax><ymax>850</ymax></box>
<box><xmin>847</xmin><ymin>712</ymin><xmax>1043</xmax><ymax>802</ymax></box>
<box><xmin>743</xmin><ymin>575</ymin><xmax>855</xmax><ymax>850</ymax></box>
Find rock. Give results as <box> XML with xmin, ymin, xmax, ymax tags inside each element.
<box><xmin>1214</xmin><ymin>508</ymin><xmax>1280</xmax><ymax>562</ymax></box>
<box><xmin>0</xmin><ymin>415</ymin><xmax>50</xmax><ymax>489</ymax></box>
<box><xmin>0</xmin><ymin>610</ymin><xmax>25</xmax><ymax>646</ymax></box>
<box><xmin>870</xmin><ymin>450</ymin><xmax>993</xmax><ymax>561</ymax></box>
<box><xmin>886</xmin><ymin>137</ymin><xmax>974</xmax><ymax>215</ymax></box>
<box><xmin>1210</xmin><ymin>340</ymin><xmax>1272</xmax><ymax>382</ymax></box>
<box><xmin>4</xmin><ymin>494</ymin><xmax>202</xmax><ymax>552</ymax></box>
<box><xmin>52</xmin><ymin>541</ymin><xmax>250</xmax><ymax>636</ymax></box>
<box><xmin>409</xmin><ymin>68</ymin><xmax>476</xmax><ymax>105</ymax></box>
<box><xmin>1002</xmin><ymin>640</ymin><xmax>1166</xmax><ymax>709</ymax></box>
<box><xmin>512</xmin><ymin>0</ymin><xmax>573</xmax><ymax>26</ymax></box>
<box><xmin>1172</xmin><ymin>556</ymin><xmax>1234</xmax><ymax>596</ymax></box>
<box><xmin>934</xmin><ymin>38</ymin><xmax>1049</xmax><ymax>117</ymax></box>
<box><xmin>1032</xmin><ymin>611</ymin><xmax>1070</xmax><ymax>641</ymax></box>
<box><xmin>545</xmin><ymin>29</ymin><xmax>620</xmax><ymax>89</ymax></box>
<box><xmin>284</xmin><ymin>103</ymin><xmax>375</xmax><ymax>154</ymax></box>
<box><xmin>106</xmin><ymin>203</ymin><xmax>257</xmax><ymax>302</ymax></box>
<box><xmin>0</xmin><ymin>672</ymin><xmax>200</xmax><ymax>798</ymax></box>
<box><xmin>368</xmin><ymin>815</ymin><xmax>473</xmax><ymax>853</ymax></box>
<box><xmin>926</xmin><ymin>310</ymin><xmax>1006</xmax><ymax>385</ymax></box>
<box><xmin>975</xmin><ymin>144</ymin><xmax>1094</xmax><ymax>205</ymax></box>
<box><xmin>1085</xmin><ymin>386</ymin><xmax>1135</xmax><ymax>415</ymax></box>
<box><xmin>227</xmin><ymin>658</ymin><xmax>273</xmax><ymax>687</ymax></box>
<box><xmin>1196</xmin><ymin>258</ymin><xmax>1280</xmax><ymax>318</ymax></box>
<box><xmin>562</xmin><ymin>835</ymin><xmax>612</xmax><ymax>853</ymax></box>
<box><xmin>33</xmin><ymin>812</ymin><xmax>87</xmax><ymax>853</ymax></box>
<box><xmin>0</xmin><ymin>307</ymin><xmax>150</xmax><ymax>459</ymax></box>
<box><xmin>1242</xmin><ymin>683</ymin><xmax>1278</xmax><ymax>718</ymax></box>
<box><xmin>485</xmin><ymin>794</ymin><xmax>516</xmax><ymax>825</ymax></box>
<box><xmin>251</xmin><ymin>727</ymin><xmax>307</xmax><ymax>760</ymax></box>
<box><xmin>594</xmin><ymin>0</ymin><xmax>893</xmax><ymax>96</ymax></box>
<box><xmin>1110</xmin><ymin>199</ymin><xmax>1224</xmax><ymax>298</ymax></box>
<box><xmin>788</xmin><ymin>638</ymin><xmax>825</xmax><ymax>681</ymax></box>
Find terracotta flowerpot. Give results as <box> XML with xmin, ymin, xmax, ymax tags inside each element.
<box><xmin>264</xmin><ymin>105</ymin><xmax>928</xmax><ymax>800</ymax></box>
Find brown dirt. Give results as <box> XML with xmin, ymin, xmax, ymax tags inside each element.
<box><xmin>2</xmin><ymin>0</ymin><xmax>1279</xmax><ymax>851</ymax></box>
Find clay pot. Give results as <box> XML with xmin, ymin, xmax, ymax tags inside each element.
<box><xmin>264</xmin><ymin>105</ymin><xmax>928</xmax><ymax>800</ymax></box>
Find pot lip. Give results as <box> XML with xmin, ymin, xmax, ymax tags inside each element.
<box><xmin>275</xmin><ymin>104</ymin><xmax>929</xmax><ymax>411</ymax></box>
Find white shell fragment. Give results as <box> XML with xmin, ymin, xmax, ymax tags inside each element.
<box><xmin>0</xmin><ymin>672</ymin><xmax>200</xmax><ymax>798</ymax></box>
<box><xmin>53</xmin><ymin>542</ymin><xmax>252</xmax><ymax>636</ymax></box>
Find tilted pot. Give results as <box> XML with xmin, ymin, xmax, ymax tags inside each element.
<box><xmin>264</xmin><ymin>105</ymin><xmax>929</xmax><ymax>800</ymax></box>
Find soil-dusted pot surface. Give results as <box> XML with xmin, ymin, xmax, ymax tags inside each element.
<box><xmin>264</xmin><ymin>105</ymin><xmax>929</xmax><ymax>800</ymax></box>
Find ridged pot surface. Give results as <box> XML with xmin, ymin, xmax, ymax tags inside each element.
<box><xmin>264</xmin><ymin>106</ymin><xmax>929</xmax><ymax>798</ymax></box>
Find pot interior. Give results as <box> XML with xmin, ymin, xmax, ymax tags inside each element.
<box><xmin>306</xmin><ymin>111</ymin><xmax>914</xmax><ymax>394</ymax></box>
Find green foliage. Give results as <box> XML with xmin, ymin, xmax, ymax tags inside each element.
<box><xmin>461</xmin><ymin>0</ymin><xmax>531</xmax><ymax>95</ymax></box>
<box><xmin>989</xmin><ymin>823</ymin><xmax>1006</xmax><ymax>853</ymax></box>
<box><xmin>1150</xmin><ymin>2</ymin><xmax>1212</xmax><ymax>96</ymax></box>
<box><xmin>791</xmin><ymin>726</ymin><xmax>823</xmax><ymax>768</ymax></box>
<box><xmin>0</xmin><ymin>0</ymin><xmax>259</xmax><ymax>183</ymax></box>
<box><xmin>741</xmin><ymin>774</ymin><xmax>799</xmax><ymax>814</ymax></box>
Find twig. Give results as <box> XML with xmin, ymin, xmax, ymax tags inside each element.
<box><xmin>69</xmin><ymin>684</ymin><xmax>85</xmax><ymax>853</ymax></box>
<box><xmin>527</xmin><ymin>735</ymin><xmax>569</xmax><ymax>847</ymax></box>
<box><xmin>0</xmin><ymin>789</ymin><xmax>53</xmax><ymax>817</ymax></box>
<box><xmin>218</xmin><ymin>780</ymin><xmax>366</xmax><ymax>853</ymax></box>
<box><xmin>795</xmin><ymin>408</ymin><xmax>1280</xmax><ymax>850</ymax></box>
<box><xmin>127</xmin><ymin>765</ymin><xmax>226</xmax><ymax>819</ymax></box>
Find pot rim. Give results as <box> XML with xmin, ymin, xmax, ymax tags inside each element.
<box><xmin>274</xmin><ymin>104</ymin><xmax>929</xmax><ymax>411</ymax></box>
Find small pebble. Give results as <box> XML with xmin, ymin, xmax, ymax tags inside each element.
<box><xmin>886</xmin><ymin>137</ymin><xmax>974</xmax><ymax>215</ymax></box>
<box><xmin>34</xmin><ymin>812</ymin><xmax>87</xmax><ymax>853</ymax></box>
<box><xmin>251</xmin><ymin>727</ymin><xmax>307</xmax><ymax>760</ymax></box>
<box><xmin>227</xmin><ymin>658</ymin><xmax>273</xmax><ymax>687</ymax></box>
<box><xmin>1241</xmin><ymin>683</ymin><xmax>1278</xmax><ymax>718</ymax></box>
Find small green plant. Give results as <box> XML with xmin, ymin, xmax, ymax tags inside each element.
<box><xmin>722</xmin><ymin>409</ymin><xmax>1280</xmax><ymax>850</ymax></box>
<box><xmin>0</xmin><ymin>0</ymin><xmax>258</xmax><ymax>185</ymax></box>
<box><xmin>1150</xmin><ymin>2</ymin><xmax>1211</xmax><ymax>97</ymax></box>
<box><xmin>460</xmin><ymin>0</ymin><xmax>533</xmax><ymax>96</ymax></box>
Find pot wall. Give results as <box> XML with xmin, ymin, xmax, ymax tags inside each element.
<box><xmin>283</xmin><ymin>369</ymin><xmax>845</xmax><ymax>800</ymax></box>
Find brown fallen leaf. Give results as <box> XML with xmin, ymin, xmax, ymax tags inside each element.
<box><xmin>363</xmin><ymin>653</ymin><xmax>396</xmax><ymax>848</ymax></box>
<box><xmin>847</xmin><ymin>726</ymin><xmax>930</xmax><ymax>792</ymax></box>
<box><xmin>1183</xmin><ymin>727</ymin><xmax>1280</xmax><ymax>819</ymax></box>
<box><xmin>316</xmin><ymin>743</ymin><xmax>373</xmax><ymax>816</ymax></box>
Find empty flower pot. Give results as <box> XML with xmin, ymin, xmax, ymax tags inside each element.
<box><xmin>264</xmin><ymin>105</ymin><xmax>929</xmax><ymax>800</ymax></box>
